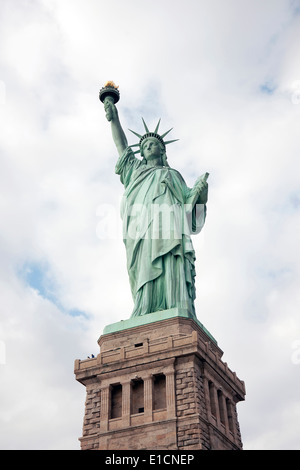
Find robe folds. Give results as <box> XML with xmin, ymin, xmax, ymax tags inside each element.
<box><xmin>115</xmin><ymin>147</ymin><xmax>206</xmax><ymax>318</ymax></box>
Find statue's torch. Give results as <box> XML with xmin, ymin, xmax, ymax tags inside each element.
<box><xmin>99</xmin><ymin>81</ymin><xmax>120</xmax><ymax>121</ymax></box>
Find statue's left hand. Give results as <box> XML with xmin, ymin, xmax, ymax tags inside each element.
<box><xmin>194</xmin><ymin>177</ymin><xmax>208</xmax><ymax>204</ymax></box>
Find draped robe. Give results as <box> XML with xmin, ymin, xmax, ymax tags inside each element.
<box><xmin>115</xmin><ymin>147</ymin><xmax>206</xmax><ymax>318</ymax></box>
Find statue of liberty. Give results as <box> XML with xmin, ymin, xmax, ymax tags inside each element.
<box><xmin>100</xmin><ymin>82</ymin><xmax>208</xmax><ymax>320</ymax></box>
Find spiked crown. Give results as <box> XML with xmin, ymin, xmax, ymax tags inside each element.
<box><xmin>128</xmin><ymin>118</ymin><xmax>178</xmax><ymax>155</ymax></box>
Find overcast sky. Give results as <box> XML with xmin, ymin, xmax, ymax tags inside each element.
<box><xmin>0</xmin><ymin>0</ymin><xmax>300</xmax><ymax>450</ymax></box>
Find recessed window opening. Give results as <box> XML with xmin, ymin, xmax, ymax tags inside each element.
<box><xmin>226</xmin><ymin>398</ymin><xmax>234</xmax><ymax>433</ymax></box>
<box><xmin>217</xmin><ymin>389</ymin><xmax>226</xmax><ymax>425</ymax></box>
<box><xmin>110</xmin><ymin>383</ymin><xmax>122</xmax><ymax>419</ymax></box>
<box><xmin>153</xmin><ymin>374</ymin><xmax>166</xmax><ymax>410</ymax></box>
<box><xmin>208</xmin><ymin>381</ymin><xmax>216</xmax><ymax>417</ymax></box>
<box><xmin>131</xmin><ymin>379</ymin><xmax>144</xmax><ymax>414</ymax></box>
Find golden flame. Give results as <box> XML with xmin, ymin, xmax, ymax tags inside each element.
<box><xmin>104</xmin><ymin>81</ymin><xmax>119</xmax><ymax>89</ymax></box>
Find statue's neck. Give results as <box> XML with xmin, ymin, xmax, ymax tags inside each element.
<box><xmin>145</xmin><ymin>157</ymin><xmax>162</xmax><ymax>168</ymax></box>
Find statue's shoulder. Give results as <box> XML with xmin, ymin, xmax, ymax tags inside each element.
<box><xmin>168</xmin><ymin>167</ymin><xmax>186</xmax><ymax>184</ymax></box>
<box><xmin>115</xmin><ymin>148</ymin><xmax>145</xmax><ymax>188</ymax></box>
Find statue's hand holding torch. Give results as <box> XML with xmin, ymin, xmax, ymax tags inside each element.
<box><xmin>99</xmin><ymin>81</ymin><xmax>120</xmax><ymax>122</ymax></box>
<box><xmin>104</xmin><ymin>97</ymin><xmax>116</xmax><ymax>122</ymax></box>
<box><xmin>99</xmin><ymin>81</ymin><xmax>128</xmax><ymax>155</ymax></box>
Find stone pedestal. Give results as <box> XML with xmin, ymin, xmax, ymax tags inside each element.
<box><xmin>74</xmin><ymin>309</ymin><xmax>245</xmax><ymax>450</ymax></box>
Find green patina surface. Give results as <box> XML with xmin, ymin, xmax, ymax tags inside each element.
<box><xmin>102</xmin><ymin>308</ymin><xmax>217</xmax><ymax>344</ymax></box>
<box><xmin>100</xmin><ymin>84</ymin><xmax>212</xmax><ymax>336</ymax></box>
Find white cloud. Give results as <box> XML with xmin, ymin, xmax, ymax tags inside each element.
<box><xmin>0</xmin><ymin>0</ymin><xmax>299</xmax><ymax>449</ymax></box>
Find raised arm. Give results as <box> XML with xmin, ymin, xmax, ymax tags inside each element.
<box><xmin>103</xmin><ymin>96</ymin><xmax>128</xmax><ymax>157</ymax></box>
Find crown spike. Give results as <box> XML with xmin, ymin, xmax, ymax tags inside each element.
<box><xmin>154</xmin><ymin>119</ymin><xmax>161</xmax><ymax>134</ymax></box>
<box><xmin>142</xmin><ymin>117</ymin><xmax>150</xmax><ymax>133</ymax></box>
<box><xmin>128</xmin><ymin>120</ymin><xmax>179</xmax><ymax>152</ymax></box>
<box><xmin>164</xmin><ymin>139</ymin><xmax>179</xmax><ymax>145</ymax></box>
<box><xmin>160</xmin><ymin>128</ymin><xmax>173</xmax><ymax>139</ymax></box>
<box><xmin>128</xmin><ymin>128</ymin><xmax>142</xmax><ymax>139</ymax></box>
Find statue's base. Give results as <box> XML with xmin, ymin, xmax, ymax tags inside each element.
<box><xmin>75</xmin><ymin>313</ymin><xmax>245</xmax><ymax>450</ymax></box>
<box><xmin>101</xmin><ymin>307</ymin><xmax>217</xmax><ymax>344</ymax></box>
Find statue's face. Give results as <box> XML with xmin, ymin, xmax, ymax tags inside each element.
<box><xmin>142</xmin><ymin>137</ymin><xmax>162</xmax><ymax>163</ymax></box>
